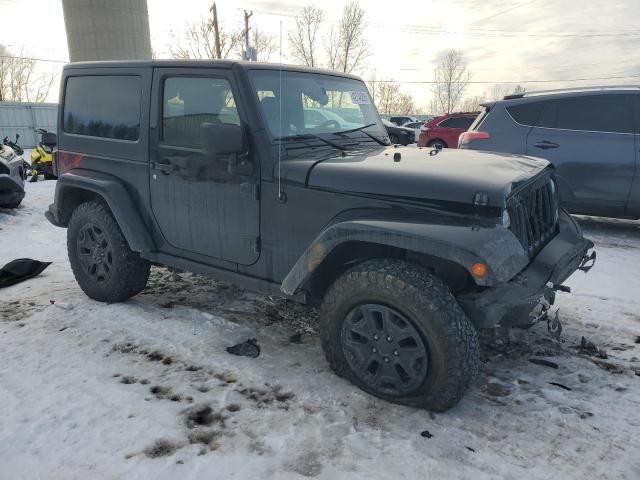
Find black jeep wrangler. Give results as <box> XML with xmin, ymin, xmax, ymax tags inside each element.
<box><xmin>46</xmin><ymin>60</ymin><xmax>595</xmax><ymax>411</ymax></box>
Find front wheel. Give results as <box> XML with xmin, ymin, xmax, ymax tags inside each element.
<box><xmin>320</xmin><ymin>259</ymin><xmax>480</xmax><ymax>411</ymax></box>
<box><xmin>68</xmin><ymin>201</ymin><xmax>150</xmax><ymax>302</ymax></box>
<box><xmin>389</xmin><ymin>134</ymin><xmax>399</xmax><ymax>144</ymax></box>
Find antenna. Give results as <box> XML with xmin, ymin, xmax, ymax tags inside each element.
<box><xmin>277</xmin><ymin>20</ymin><xmax>284</xmax><ymax>202</ymax></box>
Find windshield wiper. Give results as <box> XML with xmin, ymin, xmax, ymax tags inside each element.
<box><xmin>332</xmin><ymin>123</ymin><xmax>388</xmax><ymax>146</ymax></box>
<box><xmin>274</xmin><ymin>133</ymin><xmax>346</xmax><ymax>151</ymax></box>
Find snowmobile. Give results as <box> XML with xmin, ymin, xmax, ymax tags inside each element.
<box><xmin>0</xmin><ymin>139</ymin><xmax>26</xmax><ymax>208</ymax></box>
<box><xmin>2</xmin><ymin>134</ymin><xmax>30</xmax><ymax>180</ymax></box>
<box><xmin>29</xmin><ymin>128</ymin><xmax>57</xmax><ymax>182</ymax></box>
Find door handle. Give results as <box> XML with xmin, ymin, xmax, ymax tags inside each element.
<box><xmin>534</xmin><ymin>141</ymin><xmax>559</xmax><ymax>150</ymax></box>
<box><xmin>153</xmin><ymin>159</ymin><xmax>175</xmax><ymax>174</ymax></box>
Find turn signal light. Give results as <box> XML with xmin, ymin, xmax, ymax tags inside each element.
<box><xmin>471</xmin><ymin>262</ymin><xmax>488</xmax><ymax>277</ymax></box>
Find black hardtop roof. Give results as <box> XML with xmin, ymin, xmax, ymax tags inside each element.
<box><xmin>62</xmin><ymin>59</ymin><xmax>363</xmax><ymax>80</ymax></box>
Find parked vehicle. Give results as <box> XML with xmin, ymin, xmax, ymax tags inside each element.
<box><xmin>417</xmin><ymin>112</ymin><xmax>478</xmax><ymax>149</ymax></box>
<box><xmin>303</xmin><ymin>107</ymin><xmax>356</xmax><ymax>129</ymax></box>
<box><xmin>0</xmin><ymin>140</ymin><xmax>26</xmax><ymax>209</ymax></box>
<box><xmin>382</xmin><ymin>118</ymin><xmax>415</xmax><ymax>145</ymax></box>
<box><xmin>390</xmin><ymin>115</ymin><xmax>417</xmax><ymax>126</ymax></box>
<box><xmin>29</xmin><ymin>128</ymin><xmax>58</xmax><ymax>182</ymax></box>
<box><xmin>3</xmin><ymin>134</ymin><xmax>24</xmax><ymax>156</ymax></box>
<box><xmin>404</xmin><ymin>121</ymin><xmax>425</xmax><ymax>139</ymax></box>
<box><xmin>459</xmin><ymin>87</ymin><xmax>640</xmax><ymax>219</ymax></box>
<box><xmin>46</xmin><ymin>60</ymin><xmax>594</xmax><ymax>411</ymax></box>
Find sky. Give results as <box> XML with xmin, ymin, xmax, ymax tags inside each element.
<box><xmin>1</xmin><ymin>0</ymin><xmax>639</xmax><ymax>110</ymax></box>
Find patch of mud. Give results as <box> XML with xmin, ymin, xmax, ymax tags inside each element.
<box><xmin>184</xmin><ymin>404</ymin><xmax>226</xmax><ymax>428</ymax></box>
<box><xmin>143</xmin><ymin>439</ymin><xmax>181</xmax><ymax>458</ymax></box>
<box><xmin>0</xmin><ymin>299</ymin><xmax>45</xmax><ymax>322</ymax></box>
<box><xmin>139</xmin><ymin>268</ymin><xmax>319</xmax><ymax>336</ymax></box>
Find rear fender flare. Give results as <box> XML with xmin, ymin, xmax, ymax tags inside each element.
<box><xmin>53</xmin><ymin>170</ymin><xmax>154</xmax><ymax>253</ymax></box>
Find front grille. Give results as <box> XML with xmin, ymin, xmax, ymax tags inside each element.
<box><xmin>507</xmin><ymin>172</ymin><xmax>559</xmax><ymax>258</ymax></box>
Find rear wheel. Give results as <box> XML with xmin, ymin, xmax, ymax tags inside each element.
<box><xmin>428</xmin><ymin>139</ymin><xmax>447</xmax><ymax>149</ymax></box>
<box><xmin>320</xmin><ymin>259</ymin><xmax>480</xmax><ymax>411</ymax></box>
<box><xmin>68</xmin><ymin>201</ymin><xmax>150</xmax><ymax>302</ymax></box>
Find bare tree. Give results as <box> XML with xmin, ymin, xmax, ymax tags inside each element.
<box><xmin>459</xmin><ymin>95</ymin><xmax>486</xmax><ymax>112</ymax></box>
<box><xmin>324</xmin><ymin>1</ymin><xmax>368</xmax><ymax>73</ymax></box>
<box><xmin>233</xmin><ymin>27</ymin><xmax>276</xmax><ymax>62</ymax></box>
<box><xmin>431</xmin><ymin>49</ymin><xmax>472</xmax><ymax>114</ymax></box>
<box><xmin>369</xmin><ymin>79</ymin><xmax>414</xmax><ymax>115</ymax></box>
<box><xmin>169</xmin><ymin>19</ymin><xmax>236</xmax><ymax>59</ymax></box>
<box><xmin>288</xmin><ymin>5</ymin><xmax>324</xmax><ymax>67</ymax></box>
<box><xmin>0</xmin><ymin>45</ymin><xmax>55</xmax><ymax>102</ymax></box>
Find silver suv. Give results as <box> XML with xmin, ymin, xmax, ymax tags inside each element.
<box><xmin>459</xmin><ymin>87</ymin><xmax>640</xmax><ymax>219</ymax></box>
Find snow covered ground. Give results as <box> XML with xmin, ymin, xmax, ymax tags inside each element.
<box><xmin>1</xmin><ymin>181</ymin><xmax>639</xmax><ymax>480</ymax></box>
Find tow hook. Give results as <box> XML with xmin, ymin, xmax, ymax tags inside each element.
<box><xmin>578</xmin><ymin>250</ymin><xmax>596</xmax><ymax>273</ymax></box>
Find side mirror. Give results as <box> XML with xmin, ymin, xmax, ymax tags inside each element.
<box><xmin>200</xmin><ymin>122</ymin><xmax>253</xmax><ymax>176</ymax></box>
<box><xmin>201</xmin><ymin>122</ymin><xmax>243</xmax><ymax>157</ymax></box>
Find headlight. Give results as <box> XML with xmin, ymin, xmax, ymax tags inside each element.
<box><xmin>502</xmin><ymin>209</ymin><xmax>511</xmax><ymax>228</ymax></box>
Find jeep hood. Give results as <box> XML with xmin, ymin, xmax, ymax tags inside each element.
<box><xmin>306</xmin><ymin>146</ymin><xmax>549</xmax><ymax>208</ymax></box>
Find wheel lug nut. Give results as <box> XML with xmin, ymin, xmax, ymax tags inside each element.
<box><xmin>372</xmin><ymin>347</ymin><xmax>377</xmax><ymax>353</ymax></box>
<box><xmin>373</xmin><ymin>334</ymin><xmax>379</xmax><ymax>341</ymax></box>
<box><xmin>384</xmin><ymin>357</ymin><xmax>390</xmax><ymax>363</ymax></box>
<box><xmin>386</xmin><ymin>336</ymin><xmax>393</xmax><ymax>342</ymax></box>
<box><xmin>393</xmin><ymin>350</ymin><xmax>399</xmax><ymax>356</ymax></box>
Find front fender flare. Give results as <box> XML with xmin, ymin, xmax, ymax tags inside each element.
<box><xmin>280</xmin><ymin>219</ymin><xmax>528</xmax><ymax>296</ymax></box>
<box><xmin>51</xmin><ymin>170</ymin><xmax>155</xmax><ymax>253</ymax></box>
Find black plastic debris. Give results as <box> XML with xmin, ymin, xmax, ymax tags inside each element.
<box><xmin>548</xmin><ymin>382</ymin><xmax>572</xmax><ymax>391</ymax></box>
<box><xmin>0</xmin><ymin>258</ymin><xmax>51</xmax><ymax>288</ymax></box>
<box><xmin>420</xmin><ymin>430</ymin><xmax>433</xmax><ymax>438</ymax></box>
<box><xmin>635</xmin><ymin>336</ymin><xmax>640</xmax><ymax>345</ymax></box>
<box><xmin>226</xmin><ymin>338</ymin><xmax>260</xmax><ymax>358</ymax></box>
<box><xmin>465</xmin><ymin>446</ymin><xmax>476</xmax><ymax>452</ymax></box>
<box><xmin>529</xmin><ymin>358</ymin><xmax>559</xmax><ymax>369</ymax></box>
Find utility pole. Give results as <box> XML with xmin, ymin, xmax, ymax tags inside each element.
<box><xmin>210</xmin><ymin>2</ymin><xmax>222</xmax><ymax>59</ymax></box>
<box><xmin>243</xmin><ymin>10</ymin><xmax>253</xmax><ymax>60</ymax></box>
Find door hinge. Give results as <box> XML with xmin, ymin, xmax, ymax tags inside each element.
<box><xmin>243</xmin><ymin>235</ymin><xmax>261</xmax><ymax>254</ymax></box>
<box><xmin>240</xmin><ymin>182</ymin><xmax>260</xmax><ymax>200</ymax></box>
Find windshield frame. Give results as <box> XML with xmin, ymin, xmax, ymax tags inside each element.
<box><xmin>246</xmin><ymin>68</ymin><xmax>387</xmax><ymax>144</ymax></box>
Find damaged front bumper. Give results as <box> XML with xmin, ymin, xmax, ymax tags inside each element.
<box><xmin>457</xmin><ymin>210</ymin><xmax>594</xmax><ymax>329</ymax></box>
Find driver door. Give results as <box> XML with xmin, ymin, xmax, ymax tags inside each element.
<box><xmin>149</xmin><ymin>68</ymin><xmax>260</xmax><ymax>265</ymax></box>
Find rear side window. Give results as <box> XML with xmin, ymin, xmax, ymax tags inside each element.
<box><xmin>439</xmin><ymin>116</ymin><xmax>475</xmax><ymax>129</ymax></box>
<box><xmin>553</xmin><ymin>95</ymin><xmax>632</xmax><ymax>133</ymax></box>
<box><xmin>162</xmin><ymin>76</ymin><xmax>240</xmax><ymax>148</ymax></box>
<box><xmin>507</xmin><ymin>102</ymin><xmax>544</xmax><ymax>126</ymax></box>
<box><xmin>63</xmin><ymin>75</ymin><xmax>141</xmax><ymax>141</ymax></box>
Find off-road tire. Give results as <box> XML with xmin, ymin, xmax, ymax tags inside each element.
<box><xmin>320</xmin><ymin>259</ymin><xmax>480</xmax><ymax>411</ymax></box>
<box><xmin>68</xmin><ymin>201</ymin><xmax>150</xmax><ymax>302</ymax></box>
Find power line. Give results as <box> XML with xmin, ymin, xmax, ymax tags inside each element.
<box><xmin>0</xmin><ymin>54</ymin><xmax>66</xmax><ymax>64</ymax></box>
<box><xmin>251</xmin><ymin>8</ymin><xmax>640</xmax><ymax>38</ymax></box>
<box><xmin>367</xmin><ymin>74</ymin><xmax>640</xmax><ymax>85</ymax></box>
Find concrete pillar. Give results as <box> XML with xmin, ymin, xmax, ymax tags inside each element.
<box><xmin>62</xmin><ymin>0</ymin><xmax>152</xmax><ymax>62</ymax></box>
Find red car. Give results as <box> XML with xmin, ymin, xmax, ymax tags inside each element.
<box><xmin>417</xmin><ymin>112</ymin><xmax>478</xmax><ymax>149</ymax></box>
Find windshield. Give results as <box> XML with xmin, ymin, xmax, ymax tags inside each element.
<box><xmin>248</xmin><ymin>69</ymin><xmax>386</xmax><ymax>140</ymax></box>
